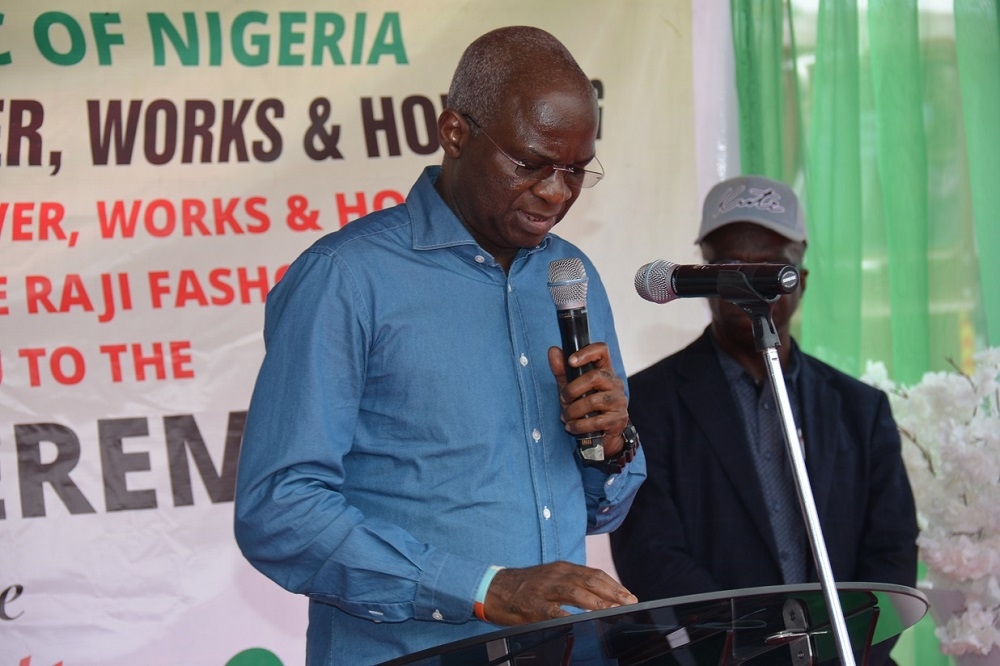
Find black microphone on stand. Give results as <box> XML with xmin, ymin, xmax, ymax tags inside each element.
<box><xmin>547</xmin><ymin>258</ymin><xmax>604</xmax><ymax>462</ymax></box>
<box><xmin>634</xmin><ymin>260</ymin><xmax>800</xmax><ymax>304</ymax></box>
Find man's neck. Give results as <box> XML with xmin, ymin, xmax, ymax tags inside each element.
<box><xmin>710</xmin><ymin>325</ymin><xmax>793</xmax><ymax>383</ymax></box>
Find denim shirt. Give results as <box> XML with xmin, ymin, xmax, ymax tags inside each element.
<box><xmin>234</xmin><ymin>166</ymin><xmax>646</xmax><ymax>665</ymax></box>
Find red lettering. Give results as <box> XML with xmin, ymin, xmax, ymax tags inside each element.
<box><xmin>170</xmin><ymin>340</ymin><xmax>194</xmax><ymax>379</ymax></box>
<box><xmin>95</xmin><ymin>197</ymin><xmax>272</xmax><ymax>238</ymax></box>
<box><xmin>58</xmin><ymin>274</ymin><xmax>95</xmax><ymax>313</ymax></box>
<box><xmin>175</xmin><ymin>270</ymin><xmax>209</xmax><ymax>306</ymax></box>
<box><xmin>238</xmin><ymin>266</ymin><xmax>270</xmax><ymax>303</ymax></box>
<box><xmin>17</xmin><ymin>346</ymin><xmax>85</xmax><ymax>386</ymax></box>
<box><xmin>148</xmin><ymin>271</ymin><xmax>171</xmax><ymax>308</ymax></box>
<box><xmin>51</xmin><ymin>347</ymin><xmax>85</xmax><ymax>384</ymax></box>
<box><xmin>213</xmin><ymin>199</ymin><xmax>242</xmax><ymax>234</ymax></box>
<box><xmin>132</xmin><ymin>342</ymin><xmax>166</xmax><ymax>381</ymax></box>
<box><xmin>245</xmin><ymin>196</ymin><xmax>270</xmax><ymax>232</ymax></box>
<box><xmin>25</xmin><ymin>276</ymin><xmax>57</xmax><ymax>314</ymax></box>
<box><xmin>373</xmin><ymin>190</ymin><xmax>404</xmax><ymax>210</ymax></box>
<box><xmin>38</xmin><ymin>202</ymin><xmax>67</xmax><ymax>240</ymax></box>
<box><xmin>97</xmin><ymin>200</ymin><xmax>142</xmax><ymax>238</ymax></box>
<box><xmin>208</xmin><ymin>268</ymin><xmax>235</xmax><ymax>305</ymax></box>
<box><xmin>13</xmin><ymin>203</ymin><xmax>33</xmax><ymax>240</ymax></box>
<box><xmin>100</xmin><ymin>343</ymin><xmax>128</xmax><ymax>382</ymax></box>
<box><xmin>0</xmin><ymin>275</ymin><xmax>8</xmax><ymax>315</ymax></box>
<box><xmin>145</xmin><ymin>198</ymin><xmax>176</xmax><ymax>237</ymax></box>
<box><xmin>0</xmin><ymin>202</ymin><xmax>67</xmax><ymax>241</ymax></box>
<box><xmin>18</xmin><ymin>348</ymin><xmax>46</xmax><ymax>386</ymax></box>
<box><xmin>336</xmin><ymin>192</ymin><xmax>368</xmax><ymax>227</ymax></box>
<box><xmin>145</xmin><ymin>265</ymin><xmax>281</xmax><ymax>308</ymax></box>
<box><xmin>182</xmin><ymin>198</ymin><xmax>210</xmax><ymax>236</ymax></box>
<box><xmin>24</xmin><ymin>274</ymin><xmax>110</xmax><ymax>315</ymax></box>
<box><xmin>99</xmin><ymin>341</ymin><xmax>194</xmax><ymax>382</ymax></box>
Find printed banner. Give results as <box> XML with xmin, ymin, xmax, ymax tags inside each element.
<box><xmin>0</xmin><ymin>2</ymin><xmax>707</xmax><ymax>663</ymax></box>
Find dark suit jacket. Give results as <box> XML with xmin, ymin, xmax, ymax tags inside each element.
<box><xmin>610</xmin><ymin>328</ymin><xmax>918</xmax><ymax>602</ymax></box>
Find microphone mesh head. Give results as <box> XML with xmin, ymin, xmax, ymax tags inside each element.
<box><xmin>548</xmin><ymin>258</ymin><xmax>589</xmax><ymax>309</ymax></box>
<box><xmin>634</xmin><ymin>260</ymin><xmax>677</xmax><ymax>303</ymax></box>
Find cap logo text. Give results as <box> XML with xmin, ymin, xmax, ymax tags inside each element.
<box><xmin>716</xmin><ymin>186</ymin><xmax>786</xmax><ymax>218</ymax></box>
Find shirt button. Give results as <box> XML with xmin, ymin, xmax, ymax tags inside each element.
<box><xmin>520</xmin><ymin>354</ymin><xmax>528</xmax><ymax>367</ymax></box>
<box><xmin>542</xmin><ymin>506</ymin><xmax>551</xmax><ymax>520</ymax></box>
<box><xmin>432</xmin><ymin>610</ymin><xmax>444</xmax><ymax>621</ymax></box>
<box><xmin>474</xmin><ymin>255</ymin><xmax>485</xmax><ymax>263</ymax></box>
<box><xmin>532</xmin><ymin>429</ymin><xmax>541</xmax><ymax>442</ymax></box>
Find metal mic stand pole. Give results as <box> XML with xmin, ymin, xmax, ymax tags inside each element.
<box><xmin>719</xmin><ymin>274</ymin><xmax>857</xmax><ymax>666</ymax></box>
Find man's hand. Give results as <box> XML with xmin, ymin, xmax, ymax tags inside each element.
<box><xmin>482</xmin><ymin>561</ymin><xmax>638</xmax><ymax>625</ymax></box>
<box><xmin>548</xmin><ymin>343</ymin><xmax>630</xmax><ymax>458</ymax></box>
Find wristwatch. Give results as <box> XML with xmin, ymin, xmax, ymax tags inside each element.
<box><xmin>589</xmin><ymin>421</ymin><xmax>639</xmax><ymax>475</ymax></box>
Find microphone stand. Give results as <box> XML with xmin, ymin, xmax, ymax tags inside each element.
<box><xmin>717</xmin><ymin>272</ymin><xmax>857</xmax><ymax>666</ymax></box>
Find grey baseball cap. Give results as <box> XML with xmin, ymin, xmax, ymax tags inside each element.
<box><xmin>696</xmin><ymin>175</ymin><xmax>807</xmax><ymax>244</ymax></box>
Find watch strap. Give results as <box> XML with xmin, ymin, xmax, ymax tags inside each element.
<box><xmin>586</xmin><ymin>421</ymin><xmax>639</xmax><ymax>474</ymax></box>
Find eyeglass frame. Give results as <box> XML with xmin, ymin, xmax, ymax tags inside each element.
<box><xmin>461</xmin><ymin>114</ymin><xmax>604</xmax><ymax>189</ymax></box>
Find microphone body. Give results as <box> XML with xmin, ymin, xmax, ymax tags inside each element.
<box><xmin>548</xmin><ymin>258</ymin><xmax>604</xmax><ymax>462</ymax></box>
<box><xmin>634</xmin><ymin>260</ymin><xmax>800</xmax><ymax>304</ymax></box>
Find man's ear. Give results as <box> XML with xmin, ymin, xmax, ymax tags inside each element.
<box><xmin>437</xmin><ymin>109</ymin><xmax>467</xmax><ymax>158</ymax></box>
<box><xmin>798</xmin><ymin>267</ymin><xmax>809</xmax><ymax>294</ymax></box>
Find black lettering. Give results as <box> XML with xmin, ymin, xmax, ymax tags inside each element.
<box><xmin>98</xmin><ymin>417</ymin><xmax>157</xmax><ymax>512</ymax></box>
<box><xmin>252</xmin><ymin>99</ymin><xmax>282</xmax><ymax>162</ymax></box>
<box><xmin>6</xmin><ymin>100</ymin><xmax>44</xmax><ymax>166</ymax></box>
<box><xmin>360</xmin><ymin>96</ymin><xmax>399</xmax><ymax>157</ymax></box>
<box><xmin>400</xmin><ymin>95</ymin><xmax>438</xmax><ymax>155</ymax></box>
<box><xmin>144</xmin><ymin>99</ymin><xmax>178</xmax><ymax>165</ymax></box>
<box><xmin>181</xmin><ymin>99</ymin><xmax>216</xmax><ymax>163</ymax></box>
<box><xmin>164</xmin><ymin>411</ymin><xmax>245</xmax><ymax>506</ymax></box>
<box><xmin>87</xmin><ymin>99</ymin><xmax>142</xmax><ymax>165</ymax></box>
<box><xmin>15</xmin><ymin>423</ymin><xmax>97</xmax><ymax>518</ymax></box>
<box><xmin>219</xmin><ymin>99</ymin><xmax>253</xmax><ymax>162</ymax></box>
<box><xmin>0</xmin><ymin>585</ymin><xmax>24</xmax><ymax>621</ymax></box>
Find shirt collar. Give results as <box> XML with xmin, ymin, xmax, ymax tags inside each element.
<box><xmin>406</xmin><ymin>166</ymin><xmax>551</xmax><ymax>258</ymax></box>
<box><xmin>711</xmin><ymin>331</ymin><xmax>802</xmax><ymax>389</ymax></box>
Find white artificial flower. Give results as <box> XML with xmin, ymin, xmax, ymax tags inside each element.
<box><xmin>862</xmin><ymin>349</ymin><xmax>1000</xmax><ymax>655</ymax></box>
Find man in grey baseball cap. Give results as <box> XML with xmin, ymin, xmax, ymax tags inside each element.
<box><xmin>612</xmin><ymin>174</ymin><xmax>917</xmax><ymax>666</ymax></box>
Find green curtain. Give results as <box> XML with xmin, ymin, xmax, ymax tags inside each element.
<box><xmin>731</xmin><ymin>0</ymin><xmax>998</xmax><ymax>376</ymax></box>
<box><xmin>867</xmin><ymin>0</ymin><xmax>931</xmax><ymax>384</ymax></box>
<box><xmin>729</xmin><ymin>0</ymin><xmax>1000</xmax><ymax>663</ymax></box>
<box><xmin>955</xmin><ymin>0</ymin><xmax>1000</xmax><ymax>350</ymax></box>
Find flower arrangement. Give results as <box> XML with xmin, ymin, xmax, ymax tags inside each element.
<box><xmin>862</xmin><ymin>348</ymin><xmax>1000</xmax><ymax>656</ymax></box>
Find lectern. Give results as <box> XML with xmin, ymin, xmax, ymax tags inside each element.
<box><xmin>380</xmin><ymin>582</ymin><xmax>928</xmax><ymax>665</ymax></box>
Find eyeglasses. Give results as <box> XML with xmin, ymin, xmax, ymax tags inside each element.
<box><xmin>463</xmin><ymin>114</ymin><xmax>604</xmax><ymax>189</ymax></box>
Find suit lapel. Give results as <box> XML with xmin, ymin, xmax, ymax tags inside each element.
<box><xmin>798</xmin><ymin>358</ymin><xmax>841</xmax><ymax>521</ymax></box>
<box><xmin>678</xmin><ymin>333</ymin><xmax>784</xmax><ymax>564</ymax></box>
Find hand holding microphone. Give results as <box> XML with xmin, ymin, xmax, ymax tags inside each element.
<box><xmin>548</xmin><ymin>258</ymin><xmax>604</xmax><ymax>461</ymax></box>
<box><xmin>547</xmin><ymin>258</ymin><xmax>633</xmax><ymax>469</ymax></box>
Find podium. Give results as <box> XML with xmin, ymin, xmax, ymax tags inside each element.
<box><xmin>380</xmin><ymin>582</ymin><xmax>928</xmax><ymax>665</ymax></box>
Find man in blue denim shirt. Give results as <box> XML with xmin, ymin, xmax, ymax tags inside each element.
<box><xmin>234</xmin><ymin>26</ymin><xmax>646</xmax><ymax>665</ymax></box>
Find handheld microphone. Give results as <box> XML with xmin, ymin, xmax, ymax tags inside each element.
<box><xmin>547</xmin><ymin>258</ymin><xmax>604</xmax><ymax>462</ymax></box>
<box><xmin>634</xmin><ymin>260</ymin><xmax>800</xmax><ymax>304</ymax></box>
